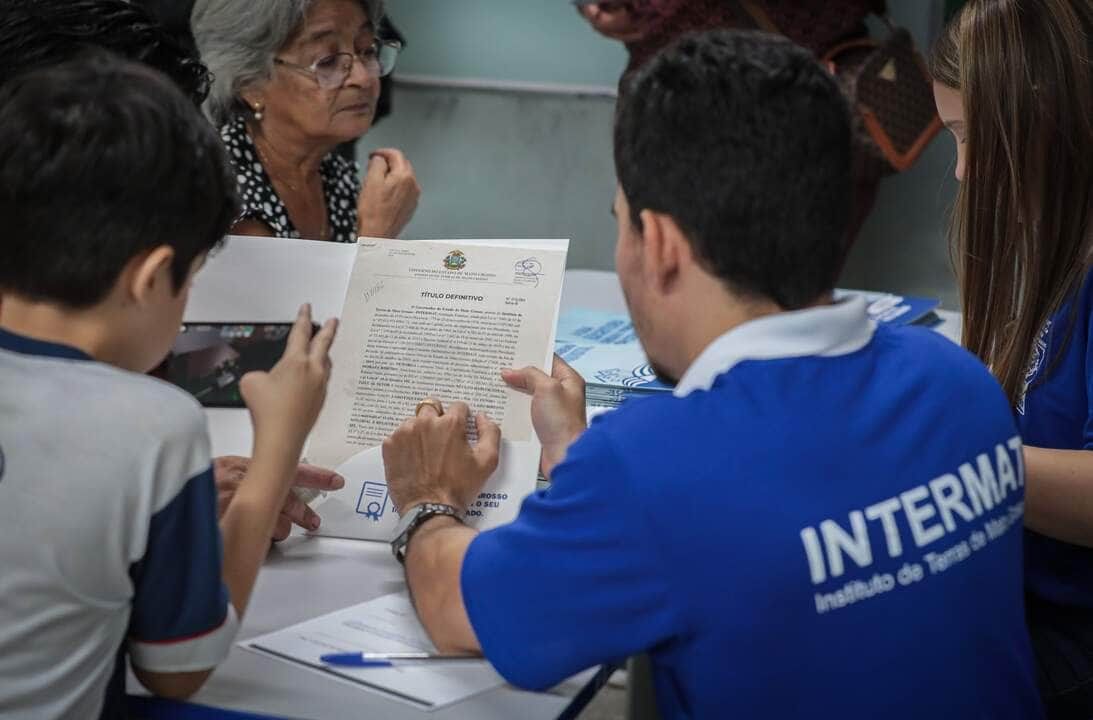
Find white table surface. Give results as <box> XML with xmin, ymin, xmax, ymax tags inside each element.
<box><xmin>129</xmin><ymin>535</ymin><xmax>601</xmax><ymax>720</ymax></box>
<box><xmin>131</xmin><ymin>237</ymin><xmax>961</xmax><ymax>718</ymax></box>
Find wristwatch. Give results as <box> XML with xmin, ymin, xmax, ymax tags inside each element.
<box><xmin>391</xmin><ymin>502</ymin><xmax>463</xmax><ymax>564</ymax></box>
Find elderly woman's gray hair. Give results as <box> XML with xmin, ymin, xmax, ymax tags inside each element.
<box><xmin>192</xmin><ymin>0</ymin><xmax>384</xmax><ymax>126</ymax></box>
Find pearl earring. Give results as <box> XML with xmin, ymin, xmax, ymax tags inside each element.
<box><xmin>253</xmin><ymin>103</ymin><xmax>264</xmax><ymax>121</ymax></box>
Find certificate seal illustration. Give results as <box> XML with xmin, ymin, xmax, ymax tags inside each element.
<box><xmin>443</xmin><ymin>250</ymin><xmax>467</xmax><ymax>271</ymax></box>
<box><xmin>356</xmin><ymin>481</ymin><xmax>389</xmax><ymax>522</ymax></box>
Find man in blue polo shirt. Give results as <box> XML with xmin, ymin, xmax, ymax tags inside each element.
<box><xmin>380</xmin><ymin>30</ymin><xmax>1042</xmax><ymax>717</ymax></box>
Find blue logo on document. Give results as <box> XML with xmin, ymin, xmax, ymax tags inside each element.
<box><xmin>356</xmin><ymin>482</ymin><xmax>389</xmax><ymax>522</ymax></box>
<box><xmin>623</xmin><ymin>364</ymin><xmax>659</xmax><ymax>388</ymax></box>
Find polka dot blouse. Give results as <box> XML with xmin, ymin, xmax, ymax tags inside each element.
<box><xmin>220</xmin><ymin>115</ymin><xmax>361</xmax><ymax>243</ymax></box>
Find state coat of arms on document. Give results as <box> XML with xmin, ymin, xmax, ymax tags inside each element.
<box><xmin>443</xmin><ymin>250</ymin><xmax>467</xmax><ymax>271</ymax></box>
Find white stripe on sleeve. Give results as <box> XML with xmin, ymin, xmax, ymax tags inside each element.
<box><xmin>128</xmin><ymin>605</ymin><xmax>239</xmax><ymax>673</ymax></box>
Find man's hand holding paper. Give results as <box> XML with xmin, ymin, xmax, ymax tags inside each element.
<box><xmin>383</xmin><ymin>400</ymin><xmax>501</xmax><ymax>514</ymax></box>
<box><xmin>303</xmin><ymin>238</ymin><xmax>568</xmax><ymax>540</ymax></box>
<box><xmin>501</xmin><ymin>355</ymin><xmax>589</xmax><ymax>480</ymax></box>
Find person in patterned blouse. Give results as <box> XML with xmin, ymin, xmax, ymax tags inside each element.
<box><xmin>193</xmin><ymin>0</ymin><xmax>420</xmax><ymax>243</ymax></box>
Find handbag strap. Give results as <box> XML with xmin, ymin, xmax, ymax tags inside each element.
<box><xmin>736</xmin><ymin>0</ymin><xmax>781</xmax><ymax>34</ymax></box>
<box><xmin>736</xmin><ymin>0</ymin><xmax>895</xmax><ymax>40</ymax></box>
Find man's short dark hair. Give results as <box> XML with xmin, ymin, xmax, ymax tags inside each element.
<box><xmin>0</xmin><ymin>52</ymin><xmax>239</xmax><ymax>308</ymax></box>
<box><xmin>615</xmin><ymin>30</ymin><xmax>852</xmax><ymax>310</ymax></box>
<box><xmin>0</xmin><ymin>0</ymin><xmax>211</xmax><ymax>106</ymax></box>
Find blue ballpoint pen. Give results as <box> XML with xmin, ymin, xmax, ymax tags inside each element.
<box><xmin>320</xmin><ymin>652</ymin><xmax>484</xmax><ymax>668</ymax></box>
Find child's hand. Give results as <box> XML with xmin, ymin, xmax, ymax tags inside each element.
<box><xmin>240</xmin><ymin>304</ymin><xmax>338</xmax><ymax>465</ymax></box>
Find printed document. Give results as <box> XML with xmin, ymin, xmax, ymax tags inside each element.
<box><xmin>242</xmin><ymin>592</ymin><xmax>505</xmax><ymax>710</ymax></box>
<box><xmin>307</xmin><ymin>238</ymin><xmax>568</xmax><ymax>540</ymax></box>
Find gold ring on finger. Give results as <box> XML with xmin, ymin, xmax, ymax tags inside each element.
<box><xmin>415</xmin><ymin>398</ymin><xmax>444</xmax><ymax>417</ymax></box>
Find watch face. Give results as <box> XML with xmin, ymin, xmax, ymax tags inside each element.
<box><xmin>391</xmin><ymin>504</ymin><xmax>462</xmax><ymax>563</ymax></box>
<box><xmin>394</xmin><ymin>504</ymin><xmax>422</xmax><ymax>535</ymax></box>
<box><xmin>392</xmin><ymin>507</ymin><xmax>421</xmax><ymax>542</ymax></box>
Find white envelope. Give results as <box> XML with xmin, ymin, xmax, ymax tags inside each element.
<box><xmin>310</xmin><ymin>438</ymin><xmax>539</xmax><ymax>541</ymax></box>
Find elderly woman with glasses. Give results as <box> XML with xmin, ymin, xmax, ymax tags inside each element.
<box><xmin>193</xmin><ymin>0</ymin><xmax>419</xmax><ymax>242</ymax></box>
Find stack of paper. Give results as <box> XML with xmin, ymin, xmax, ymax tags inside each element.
<box><xmin>554</xmin><ymin>309</ymin><xmax>672</xmax><ymax>408</ymax></box>
<box><xmin>835</xmin><ymin>290</ymin><xmax>941</xmax><ymax>327</ymax></box>
<box><xmin>558</xmin><ymin>291</ymin><xmax>941</xmax><ymax>409</ymax></box>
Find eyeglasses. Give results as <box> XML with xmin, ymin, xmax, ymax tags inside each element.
<box><xmin>273</xmin><ymin>39</ymin><xmax>402</xmax><ymax>89</ymax></box>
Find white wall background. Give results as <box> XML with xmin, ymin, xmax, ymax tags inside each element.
<box><xmin>362</xmin><ymin>0</ymin><xmax>961</xmax><ymax>307</ymax></box>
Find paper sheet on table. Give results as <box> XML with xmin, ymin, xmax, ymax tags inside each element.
<box><xmin>306</xmin><ymin>238</ymin><xmax>568</xmax><ymax>541</ymax></box>
<box><xmin>242</xmin><ymin>592</ymin><xmax>505</xmax><ymax>711</ymax></box>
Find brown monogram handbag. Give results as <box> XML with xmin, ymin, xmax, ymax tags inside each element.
<box><xmin>736</xmin><ymin>0</ymin><xmax>943</xmax><ymax>180</ymax></box>
<box><xmin>821</xmin><ymin>22</ymin><xmax>943</xmax><ymax>176</ymax></box>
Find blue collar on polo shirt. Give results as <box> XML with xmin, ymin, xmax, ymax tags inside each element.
<box><xmin>0</xmin><ymin>327</ymin><xmax>93</xmax><ymax>362</ymax></box>
<box><xmin>673</xmin><ymin>296</ymin><xmax>875</xmax><ymax>398</ymax></box>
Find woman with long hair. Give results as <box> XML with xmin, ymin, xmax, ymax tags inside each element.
<box><xmin>931</xmin><ymin>1</ymin><xmax>1093</xmax><ymax>715</ymax></box>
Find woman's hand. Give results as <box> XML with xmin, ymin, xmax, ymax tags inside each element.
<box><xmin>357</xmin><ymin>148</ymin><xmax>421</xmax><ymax>239</ymax></box>
<box><xmin>214</xmin><ymin>456</ymin><xmax>345</xmax><ymax>540</ymax></box>
<box><xmin>577</xmin><ymin>2</ymin><xmax>652</xmax><ymax>43</ymax></box>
